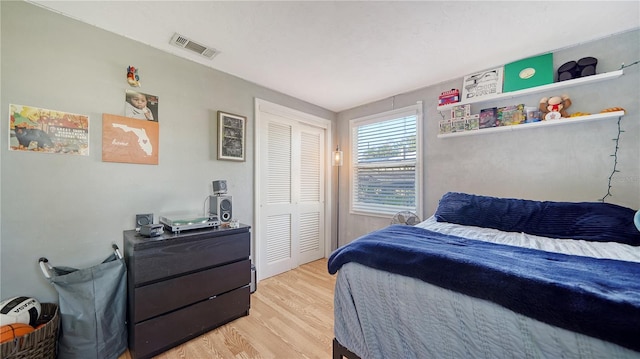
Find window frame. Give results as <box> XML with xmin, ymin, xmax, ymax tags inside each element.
<box><xmin>348</xmin><ymin>103</ymin><xmax>423</xmax><ymax>218</ymax></box>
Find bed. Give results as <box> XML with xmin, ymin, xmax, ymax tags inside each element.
<box><xmin>328</xmin><ymin>192</ymin><xmax>640</xmax><ymax>359</ymax></box>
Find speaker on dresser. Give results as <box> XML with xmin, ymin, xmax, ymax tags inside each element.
<box><xmin>210</xmin><ymin>195</ymin><xmax>232</xmax><ymax>222</ymax></box>
<box><xmin>135</xmin><ymin>214</ymin><xmax>153</xmax><ymax>230</ymax></box>
<box><xmin>212</xmin><ymin>180</ymin><xmax>227</xmax><ymax>195</ymax></box>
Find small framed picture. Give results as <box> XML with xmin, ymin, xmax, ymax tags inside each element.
<box><xmin>218</xmin><ymin>111</ymin><xmax>246</xmax><ymax>161</ymax></box>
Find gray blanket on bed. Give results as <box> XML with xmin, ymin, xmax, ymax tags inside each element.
<box><xmin>328</xmin><ymin>224</ymin><xmax>640</xmax><ymax>352</ymax></box>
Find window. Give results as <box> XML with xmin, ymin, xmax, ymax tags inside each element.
<box><xmin>350</xmin><ymin>104</ymin><xmax>422</xmax><ymax>217</ymax></box>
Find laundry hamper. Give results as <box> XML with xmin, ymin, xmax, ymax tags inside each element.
<box><xmin>0</xmin><ymin>302</ymin><xmax>60</xmax><ymax>359</ymax></box>
<box><xmin>39</xmin><ymin>244</ymin><xmax>127</xmax><ymax>359</ymax></box>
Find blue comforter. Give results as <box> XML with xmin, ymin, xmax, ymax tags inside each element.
<box><xmin>328</xmin><ymin>225</ymin><xmax>640</xmax><ymax>352</ymax></box>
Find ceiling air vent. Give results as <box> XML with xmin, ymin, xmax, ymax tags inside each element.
<box><xmin>170</xmin><ymin>33</ymin><xmax>219</xmax><ymax>59</ymax></box>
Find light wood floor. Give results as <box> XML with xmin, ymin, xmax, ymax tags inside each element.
<box><xmin>119</xmin><ymin>259</ymin><xmax>336</xmax><ymax>359</ymax></box>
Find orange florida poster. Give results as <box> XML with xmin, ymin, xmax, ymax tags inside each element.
<box><xmin>102</xmin><ymin>114</ymin><xmax>159</xmax><ymax>165</ymax></box>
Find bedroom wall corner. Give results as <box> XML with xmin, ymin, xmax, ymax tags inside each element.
<box><xmin>336</xmin><ymin>28</ymin><xmax>640</xmax><ymax>245</ymax></box>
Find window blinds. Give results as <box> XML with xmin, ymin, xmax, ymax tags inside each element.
<box><xmin>350</xmin><ymin>105</ymin><xmax>421</xmax><ymax>215</ymax></box>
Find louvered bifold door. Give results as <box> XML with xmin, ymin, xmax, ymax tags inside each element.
<box><xmin>259</xmin><ymin>113</ymin><xmax>326</xmax><ymax>280</ymax></box>
<box><xmin>298</xmin><ymin>125</ymin><xmax>325</xmax><ymax>265</ymax></box>
<box><xmin>261</xmin><ymin>118</ymin><xmax>295</xmax><ymax>278</ymax></box>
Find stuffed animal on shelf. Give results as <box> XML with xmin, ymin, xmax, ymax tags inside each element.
<box><xmin>539</xmin><ymin>94</ymin><xmax>571</xmax><ymax>120</ymax></box>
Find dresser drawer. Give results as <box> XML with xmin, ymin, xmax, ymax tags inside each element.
<box><xmin>134</xmin><ymin>259</ymin><xmax>250</xmax><ymax>322</ymax></box>
<box><xmin>132</xmin><ymin>286</ymin><xmax>250</xmax><ymax>359</ymax></box>
<box><xmin>132</xmin><ymin>232</ymin><xmax>249</xmax><ymax>285</ymax></box>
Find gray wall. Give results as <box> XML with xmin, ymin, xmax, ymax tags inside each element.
<box><xmin>336</xmin><ymin>29</ymin><xmax>640</xmax><ymax>245</ymax></box>
<box><xmin>2</xmin><ymin>1</ymin><xmax>639</xmax><ymax>304</ymax></box>
<box><xmin>0</xmin><ymin>1</ymin><xmax>334</xmax><ymax>303</ymax></box>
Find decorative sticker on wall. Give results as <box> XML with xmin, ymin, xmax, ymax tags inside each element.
<box><xmin>125</xmin><ymin>89</ymin><xmax>159</xmax><ymax>122</ymax></box>
<box><xmin>102</xmin><ymin>113</ymin><xmax>159</xmax><ymax>165</ymax></box>
<box><xmin>8</xmin><ymin>104</ymin><xmax>89</xmax><ymax>155</ymax></box>
<box><xmin>127</xmin><ymin>65</ymin><xmax>141</xmax><ymax>87</ymax></box>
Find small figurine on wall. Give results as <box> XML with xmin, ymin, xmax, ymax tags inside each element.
<box><xmin>127</xmin><ymin>66</ymin><xmax>141</xmax><ymax>87</ymax></box>
<box><xmin>539</xmin><ymin>94</ymin><xmax>571</xmax><ymax>120</ymax></box>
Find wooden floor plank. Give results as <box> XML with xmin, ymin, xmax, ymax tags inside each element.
<box><xmin>119</xmin><ymin>258</ymin><xmax>335</xmax><ymax>359</ymax></box>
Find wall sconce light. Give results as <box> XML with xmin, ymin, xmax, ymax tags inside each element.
<box><xmin>333</xmin><ymin>146</ymin><xmax>343</xmax><ymax>167</ymax></box>
<box><xmin>333</xmin><ymin>145</ymin><xmax>343</xmax><ymax>246</ymax></box>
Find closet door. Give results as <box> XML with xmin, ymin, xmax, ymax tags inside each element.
<box><xmin>258</xmin><ymin>112</ymin><xmax>325</xmax><ymax>279</ymax></box>
<box><xmin>262</xmin><ymin>118</ymin><xmax>295</xmax><ymax>278</ymax></box>
<box><xmin>298</xmin><ymin>125</ymin><xmax>325</xmax><ymax>265</ymax></box>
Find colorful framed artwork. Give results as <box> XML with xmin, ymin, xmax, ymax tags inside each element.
<box><xmin>217</xmin><ymin>111</ymin><xmax>246</xmax><ymax>161</ymax></box>
<box><xmin>8</xmin><ymin>104</ymin><xmax>89</xmax><ymax>155</ymax></box>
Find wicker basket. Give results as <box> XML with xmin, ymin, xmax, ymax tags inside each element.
<box><xmin>1</xmin><ymin>303</ymin><xmax>59</xmax><ymax>359</ymax></box>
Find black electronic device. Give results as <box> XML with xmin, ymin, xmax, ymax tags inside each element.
<box><xmin>140</xmin><ymin>224</ymin><xmax>164</xmax><ymax>237</ymax></box>
<box><xmin>135</xmin><ymin>213</ymin><xmax>153</xmax><ymax>230</ymax></box>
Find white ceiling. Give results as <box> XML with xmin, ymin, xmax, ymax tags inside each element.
<box><xmin>28</xmin><ymin>1</ymin><xmax>640</xmax><ymax>112</ymax></box>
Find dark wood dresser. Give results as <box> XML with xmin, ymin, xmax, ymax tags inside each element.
<box><xmin>123</xmin><ymin>225</ymin><xmax>251</xmax><ymax>359</ymax></box>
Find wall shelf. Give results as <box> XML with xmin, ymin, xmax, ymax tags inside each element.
<box><xmin>437</xmin><ymin>69</ymin><xmax>624</xmax><ymax>112</ymax></box>
<box><xmin>437</xmin><ymin>111</ymin><xmax>624</xmax><ymax>138</ymax></box>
